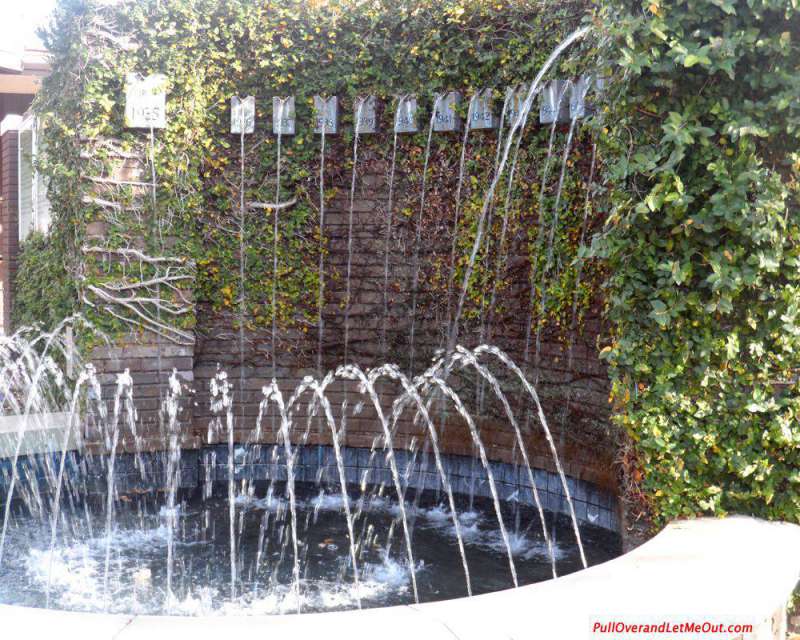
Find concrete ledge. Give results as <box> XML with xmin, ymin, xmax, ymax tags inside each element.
<box><xmin>0</xmin><ymin>412</ymin><xmax>72</xmax><ymax>457</ymax></box>
<box><xmin>0</xmin><ymin>516</ymin><xmax>797</xmax><ymax>639</ymax></box>
<box><xmin>0</xmin><ymin>114</ymin><xmax>22</xmax><ymax>135</ymax></box>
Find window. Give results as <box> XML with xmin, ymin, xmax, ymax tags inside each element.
<box><xmin>17</xmin><ymin>114</ymin><xmax>51</xmax><ymax>241</ymax></box>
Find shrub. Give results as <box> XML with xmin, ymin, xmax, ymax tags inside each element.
<box><xmin>593</xmin><ymin>0</ymin><xmax>800</xmax><ymax>524</ymax></box>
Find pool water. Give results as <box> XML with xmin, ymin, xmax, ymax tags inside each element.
<box><xmin>0</xmin><ymin>482</ymin><xmax>620</xmax><ymax>615</ymax></box>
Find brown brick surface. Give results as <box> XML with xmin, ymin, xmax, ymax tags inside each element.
<box><xmin>0</xmin><ymin>129</ymin><xmax>20</xmax><ymax>333</ymax></box>
<box><xmin>82</xmin><ymin>138</ymin><xmax>616</xmax><ymax>497</ymax></box>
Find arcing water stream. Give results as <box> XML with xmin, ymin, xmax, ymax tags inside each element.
<box><xmin>0</xmin><ymin>26</ymin><xmax>616</xmax><ymax>617</ymax></box>
<box><xmin>0</xmin><ymin>327</ymin><xmax>617</xmax><ymax>615</ymax></box>
<box><xmin>407</xmin><ymin>101</ymin><xmax>438</xmax><ymax>377</ymax></box>
<box><xmin>343</xmin><ymin>100</ymin><xmax>365</xmax><ymax>367</ymax></box>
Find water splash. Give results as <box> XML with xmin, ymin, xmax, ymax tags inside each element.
<box><xmin>102</xmin><ymin>370</ymin><xmax>133</xmax><ymax>608</ymax></box>
<box><xmin>408</xmin><ymin>100</ymin><xmax>438</xmax><ymax>376</ymax></box>
<box><xmin>447</xmin><ymin>25</ymin><xmax>592</xmax><ymax>354</ymax></box>
<box><xmin>380</xmin><ymin>127</ymin><xmax>399</xmax><ymax>360</ymax></box>
<box><xmin>343</xmin><ymin>100</ymin><xmax>365</xmax><ymax>366</ymax></box>
<box><xmin>317</xmin><ymin>122</ymin><xmax>328</xmax><ymax>376</ymax></box>
<box><xmin>0</xmin><ymin>332</ymin><xmax>605</xmax><ymax>615</ymax></box>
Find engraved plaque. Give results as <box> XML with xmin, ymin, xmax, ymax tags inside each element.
<box><xmin>313</xmin><ymin>95</ymin><xmax>338</xmax><ymax>134</ymax></box>
<box><xmin>394</xmin><ymin>95</ymin><xmax>418</xmax><ymax>134</ymax></box>
<box><xmin>231</xmin><ymin>96</ymin><xmax>255</xmax><ymax>134</ymax></box>
<box><xmin>570</xmin><ymin>76</ymin><xmax>606</xmax><ymax>119</ymax></box>
<box><xmin>355</xmin><ymin>95</ymin><xmax>379</xmax><ymax>134</ymax></box>
<box><xmin>569</xmin><ymin>76</ymin><xmax>589</xmax><ymax>120</ymax></box>
<box><xmin>272</xmin><ymin>96</ymin><xmax>295</xmax><ymax>135</ymax></box>
<box><xmin>124</xmin><ymin>73</ymin><xmax>167</xmax><ymax>129</ymax></box>
<box><xmin>468</xmin><ymin>89</ymin><xmax>498</xmax><ymax>130</ymax></box>
<box><xmin>433</xmin><ymin>91</ymin><xmax>462</xmax><ymax>132</ymax></box>
<box><xmin>504</xmin><ymin>84</ymin><xmax>529</xmax><ymax>128</ymax></box>
<box><xmin>539</xmin><ymin>79</ymin><xmax>571</xmax><ymax>124</ymax></box>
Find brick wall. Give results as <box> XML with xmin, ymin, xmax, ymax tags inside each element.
<box><xmin>189</xmin><ymin>141</ymin><xmax>616</xmax><ymax>493</ymax></box>
<box><xmin>73</xmin><ymin>127</ymin><xmax>616</xmax><ymax>499</ymax></box>
<box><xmin>83</xmin><ymin>147</ymin><xmax>197</xmax><ymax>435</ymax></box>
<box><xmin>0</xmin><ymin>126</ymin><xmax>20</xmax><ymax>334</ymax></box>
<box><xmin>91</xmin><ymin>339</ymin><xmax>196</xmax><ymax>437</ymax></box>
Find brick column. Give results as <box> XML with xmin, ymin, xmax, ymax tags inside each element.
<box><xmin>0</xmin><ymin>115</ymin><xmax>21</xmax><ymax>335</ymax></box>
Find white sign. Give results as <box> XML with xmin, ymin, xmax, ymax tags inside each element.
<box><xmin>433</xmin><ymin>91</ymin><xmax>462</xmax><ymax>132</ymax></box>
<box><xmin>570</xmin><ymin>76</ymin><xmax>606</xmax><ymax>120</ymax></box>
<box><xmin>313</xmin><ymin>95</ymin><xmax>339</xmax><ymax>134</ymax></box>
<box><xmin>539</xmin><ymin>79</ymin><xmax>571</xmax><ymax>125</ymax></box>
<box><xmin>394</xmin><ymin>95</ymin><xmax>418</xmax><ymax>134</ymax></box>
<box><xmin>468</xmin><ymin>89</ymin><xmax>498</xmax><ymax>130</ymax></box>
<box><xmin>124</xmin><ymin>73</ymin><xmax>167</xmax><ymax>129</ymax></box>
<box><xmin>504</xmin><ymin>83</ymin><xmax>529</xmax><ymax>128</ymax></box>
<box><xmin>272</xmin><ymin>96</ymin><xmax>295</xmax><ymax>135</ymax></box>
<box><xmin>231</xmin><ymin>96</ymin><xmax>255</xmax><ymax>134</ymax></box>
<box><xmin>355</xmin><ymin>96</ymin><xmax>379</xmax><ymax>134</ymax></box>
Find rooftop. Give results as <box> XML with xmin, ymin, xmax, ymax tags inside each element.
<box><xmin>0</xmin><ymin>47</ymin><xmax>50</xmax><ymax>96</ymax></box>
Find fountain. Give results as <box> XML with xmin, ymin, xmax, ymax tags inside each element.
<box><xmin>0</xmin><ymin>25</ymin><xmax>624</xmax><ymax>618</ymax></box>
<box><xmin>0</xmin><ymin>328</ymin><xmax>620</xmax><ymax>616</ymax></box>
<box><xmin>1</xmin><ymin>21</ymin><xmax>796</xmax><ymax>640</ymax></box>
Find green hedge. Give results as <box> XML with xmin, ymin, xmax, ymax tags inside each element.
<box><xmin>593</xmin><ymin>0</ymin><xmax>800</xmax><ymax>524</ymax></box>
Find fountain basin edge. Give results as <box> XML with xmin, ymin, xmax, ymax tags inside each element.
<box><xmin>0</xmin><ymin>444</ymin><xmax>623</xmax><ymax>533</ymax></box>
<box><xmin>0</xmin><ymin>516</ymin><xmax>797</xmax><ymax>639</ymax></box>
<box><xmin>0</xmin><ymin>412</ymin><xmax>72</xmax><ymax>458</ymax></box>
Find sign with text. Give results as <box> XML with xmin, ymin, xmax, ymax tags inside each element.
<box><xmin>539</xmin><ymin>79</ymin><xmax>571</xmax><ymax>124</ymax></box>
<box><xmin>272</xmin><ymin>96</ymin><xmax>295</xmax><ymax>135</ymax></box>
<box><xmin>231</xmin><ymin>96</ymin><xmax>255</xmax><ymax>134</ymax></box>
<box><xmin>468</xmin><ymin>89</ymin><xmax>498</xmax><ymax>130</ymax></box>
<box><xmin>570</xmin><ymin>76</ymin><xmax>606</xmax><ymax>120</ymax></box>
<box><xmin>394</xmin><ymin>95</ymin><xmax>418</xmax><ymax>134</ymax></box>
<box><xmin>504</xmin><ymin>84</ymin><xmax>529</xmax><ymax>128</ymax></box>
<box><xmin>124</xmin><ymin>73</ymin><xmax>167</xmax><ymax>129</ymax></box>
<box><xmin>355</xmin><ymin>96</ymin><xmax>379</xmax><ymax>134</ymax></box>
<box><xmin>313</xmin><ymin>95</ymin><xmax>339</xmax><ymax>134</ymax></box>
<box><xmin>433</xmin><ymin>91</ymin><xmax>462</xmax><ymax>132</ymax></box>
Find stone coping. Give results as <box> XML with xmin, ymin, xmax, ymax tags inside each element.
<box><xmin>0</xmin><ymin>516</ymin><xmax>797</xmax><ymax>639</ymax></box>
<box><xmin>0</xmin><ymin>411</ymin><xmax>71</xmax><ymax>457</ymax></box>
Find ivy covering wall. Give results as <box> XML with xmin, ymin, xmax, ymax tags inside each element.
<box><xmin>20</xmin><ymin>0</ymin><xmax>800</xmax><ymax>528</ymax></box>
<box><xmin>593</xmin><ymin>0</ymin><xmax>800</xmax><ymax>525</ymax></box>
<box><xmin>18</xmin><ymin>0</ymin><xmax>601</xmax><ymax>363</ymax></box>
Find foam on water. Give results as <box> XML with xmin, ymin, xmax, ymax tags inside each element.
<box><xmin>169</xmin><ymin>554</ymin><xmax>415</xmax><ymax>616</ymax></box>
<box><xmin>423</xmin><ymin>504</ymin><xmax>451</xmax><ymax>522</ymax></box>
<box><xmin>18</xmin><ymin>494</ymin><xmax>422</xmax><ymax>616</ymax></box>
<box><xmin>305</xmin><ymin>493</ymin><xmax>561</xmax><ymax>561</ymax></box>
<box><xmin>1</xmin><ymin>480</ymin><xmax>617</xmax><ymax>615</ymax></box>
<box><xmin>481</xmin><ymin>529</ymin><xmax>566</xmax><ymax>560</ymax></box>
<box><xmin>28</xmin><ymin>546</ymin><xmax>99</xmax><ymax>609</ymax></box>
<box><xmin>414</xmin><ymin>504</ymin><xmax>565</xmax><ymax>559</ymax></box>
<box><xmin>234</xmin><ymin>493</ymin><xmax>283</xmax><ymax>512</ymax></box>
